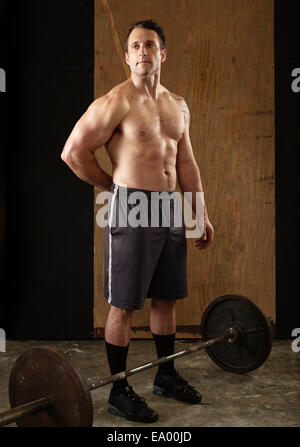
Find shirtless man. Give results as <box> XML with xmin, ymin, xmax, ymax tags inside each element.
<box><xmin>61</xmin><ymin>19</ymin><xmax>214</xmax><ymax>423</ymax></box>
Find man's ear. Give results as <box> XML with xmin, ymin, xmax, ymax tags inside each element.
<box><xmin>125</xmin><ymin>52</ymin><xmax>130</xmax><ymax>65</ymax></box>
<box><xmin>161</xmin><ymin>48</ymin><xmax>167</xmax><ymax>63</ymax></box>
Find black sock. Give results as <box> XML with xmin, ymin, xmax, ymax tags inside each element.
<box><xmin>152</xmin><ymin>333</ymin><xmax>177</xmax><ymax>376</ymax></box>
<box><xmin>105</xmin><ymin>341</ymin><xmax>129</xmax><ymax>392</ymax></box>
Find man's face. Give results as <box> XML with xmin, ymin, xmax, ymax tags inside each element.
<box><xmin>125</xmin><ymin>28</ymin><xmax>166</xmax><ymax>77</ymax></box>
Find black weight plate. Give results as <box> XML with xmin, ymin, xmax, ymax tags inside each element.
<box><xmin>9</xmin><ymin>346</ymin><xmax>93</xmax><ymax>426</ymax></box>
<box><xmin>200</xmin><ymin>295</ymin><xmax>273</xmax><ymax>374</ymax></box>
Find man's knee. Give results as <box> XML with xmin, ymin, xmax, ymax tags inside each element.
<box><xmin>109</xmin><ymin>305</ymin><xmax>135</xmax><ymax>319</ymax></box>
<box><xmin>151</xmin><ymin>298</ymin><xmax>177</xmax><ymax>310</ymax></box>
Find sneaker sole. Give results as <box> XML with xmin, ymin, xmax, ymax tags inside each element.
<box><xmin>108</xmin><ymin>403</ymin><xmax>158</xmax><ymax>423</ymax></box>
<box><xmin>153</xmin><ymin>385</ymin><xmax>170</xmax><ymax>397</ymax></box>
<box><xmin>153</xmin><ymin>385</ymin><xmax>202</xmax><ymax>404</ymax></box>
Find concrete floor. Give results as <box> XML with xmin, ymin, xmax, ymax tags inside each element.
<box><xmin>0</xmin><ymin>339</ymin><xmax>299</xmax><ymax>427</ymax></box>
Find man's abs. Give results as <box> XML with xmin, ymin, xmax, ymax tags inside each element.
<box><xmin>113</xmin><ymin>168</ymin><xmax>176</xmax><ymax>192</ymax></box>
<box><xmin>109</xmin><ymin>140</ymin><xmax>178</xmax><ymax>192</ymax></box>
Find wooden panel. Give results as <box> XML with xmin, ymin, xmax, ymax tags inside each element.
<box><xmin>94</xmin><ymin>0</ymin><xmax>275</xmax><ymax>338</ymax></box>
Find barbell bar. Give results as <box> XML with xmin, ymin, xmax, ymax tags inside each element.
<box><xmin>0</xmin><ymin>295</ymin><xmax>274</xmax><ymax>427</ymax></box>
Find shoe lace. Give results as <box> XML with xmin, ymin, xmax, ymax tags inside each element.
<box><xmin>125</xmin><ymin>386</ymin><xmax>146</xmax><ymax>404</ymax></box>
<box><xmin>173</xmin><ymin>371</ymin><xmax>195</xmax><ymax>391</ymax></box>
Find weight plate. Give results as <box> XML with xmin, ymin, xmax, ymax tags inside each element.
<box><xmin>9</xmin><ymin>346</ymin><xmax>93</xmax><ymax>426</ymax></box>
<box><xmin>200</xmin><ymin>295</ymin><xmax>273</xmax><ymax>374</ymax></box>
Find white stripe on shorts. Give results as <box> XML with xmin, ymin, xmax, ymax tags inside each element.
<box><xmin>108</xmin><ymin>184</ymin><xmax>118</xmax><ymax>304</ymax></box>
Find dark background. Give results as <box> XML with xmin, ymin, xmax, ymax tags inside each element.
<box><xmin>1</xmin><ymin>0</ymin><xmax>94</xmax><ymax>339</ymax></box>
<box><xmin>0</xmin><ymin>0</ymin><xmax>299</xmax><ymax>340</ymax></box>
<box><xmin>274</xmin><ymin>0</ymin><xmax>300</xmax><ymax>338</ymax></box>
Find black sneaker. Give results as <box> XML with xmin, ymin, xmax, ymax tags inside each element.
<box><xmin>153</xmin><ymin>370</ymin><xmax>202</xmax><ymax>404</ymax></box>
<box><xmin>108</xmin><ymin>385</ymin><xmax>159</xmax><ymax>423</ymax></box>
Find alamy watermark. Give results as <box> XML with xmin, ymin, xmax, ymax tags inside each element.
<box><xmin>95</xmin><ymin>188</ymin><xmax>205</xmax><ymax>238</ymax></box>
<box><xmin>291</xmin><ymin>328</ymin><xmax>300</xmax><ymax>353</ymax></box>
<box><xmin>291</xmin><ymin>68</ymin><xmax>300</xmax><ymax>93</ymax></box>
<box><xmin>0</xmin><ymin>328</ymin><xmax>6</xmax><ymax>352</ymax></box>
<box><xmin>0</xmin><ymin>68</ymin><xmax>6</xmax><ymax>93</ymax></box>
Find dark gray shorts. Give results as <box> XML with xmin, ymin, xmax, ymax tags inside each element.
<box><xmin>104</xmin><ymin>183</ymin><xmax>188</xmax><ymax>309</ymax></box>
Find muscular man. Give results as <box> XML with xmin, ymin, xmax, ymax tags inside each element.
<box><xmin>61</xmin><ymin>19</ymin><xmax>214</xmax><ymax>423</ymax></box>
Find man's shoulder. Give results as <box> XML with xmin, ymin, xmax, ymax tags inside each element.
<box><xmin>169</xmin><ymin>91</ymin><xmax>184</xmax><ymax>100</ymax></box>
<box><xmin>168</xmin><ymin>91</ymin><xmax>188</xmax><ymax>106</ymax></box>
<box><xmin>92</xmin><ymin>81</ymin><xmax>131</xmax><ymax>109</ymax></box>
<box><xmin>167</xmin><ymin>92</ymin><xmax>190</xmax><ymax>125</ymax></box>
<box><xmin>107</xmin><ymin>80</ymin><xmax>131</xmax><ymax>98</ymax></box>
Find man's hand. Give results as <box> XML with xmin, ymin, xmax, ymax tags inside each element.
<box><xmin>195</xmin><ymin>214</ymin><xmax>214</xmax><ymax>250</ymax></box>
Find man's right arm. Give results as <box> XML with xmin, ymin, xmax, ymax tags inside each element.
<box><xmin>61</xmin><ymin>93</ymin><xmax>130</xmax><ymax>191</ymax></box>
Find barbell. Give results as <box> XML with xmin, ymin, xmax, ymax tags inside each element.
<box><xmin>0</xmin><ymin>295</ymin><xmax>273</xmax><ymax>427</ymax></box>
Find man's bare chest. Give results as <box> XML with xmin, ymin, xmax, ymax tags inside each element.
<box><xmin>118</xmin><ymin>99</ymin><xmax>185</xmax><ymax>142</ymax></box>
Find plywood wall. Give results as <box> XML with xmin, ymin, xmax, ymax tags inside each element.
<box><xmin>93</xmin><ymin>0</ymin><xmax>275</xmax><ymax>338</ymax></box>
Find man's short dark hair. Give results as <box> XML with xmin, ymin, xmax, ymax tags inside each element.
<box><xmin>124</xmin><ymin>19</ymin><xmax>166</xmax><ymax>53</ymax></box>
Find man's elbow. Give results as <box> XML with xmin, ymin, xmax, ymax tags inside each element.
<box><xmin>60</xmin><ymin>150</ymin><xmax>68</xmax><ymax>163</ymax></box>
<box><xmin>61</xmin><ymin>143</ymin><xmax>77</xmax><ymax>165</ymax></box>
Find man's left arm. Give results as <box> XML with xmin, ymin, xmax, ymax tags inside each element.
<box><xmin>175</xmin><ymin>97</ymin><xmax>214</xmax><ymax>250</ymax></box>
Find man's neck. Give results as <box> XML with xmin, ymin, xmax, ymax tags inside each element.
<box><xmin>130</xmin><ymin>72</ymin><xmax>161</xmax><ymax>100</ymax></box>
